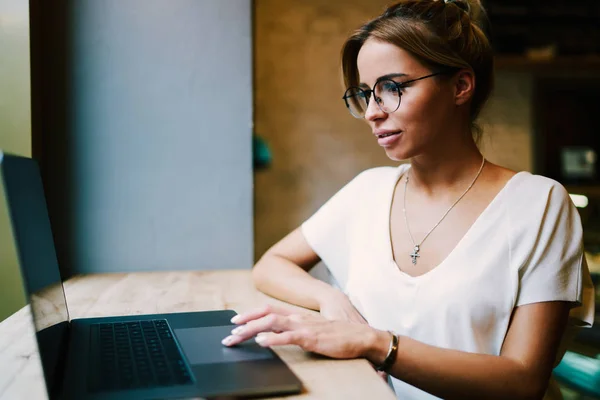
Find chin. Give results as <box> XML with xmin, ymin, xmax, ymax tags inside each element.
<box><xmin>384</xmin><ymin>147</ymin><xmax>412</xmax><ymax>162</ymax></box>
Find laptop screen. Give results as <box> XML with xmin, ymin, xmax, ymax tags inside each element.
<box><xmin>0</xmin><ymin>152</ymin><xmax>70</xmax><ymax>397</ymax></box>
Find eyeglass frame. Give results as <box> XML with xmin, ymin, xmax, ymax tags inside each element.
<box><xmin>342</xmin><ymin>71</ymin><xmax>447</xmax><ymax>118</ymax></box>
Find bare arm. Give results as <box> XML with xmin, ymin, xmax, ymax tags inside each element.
<box><xmin>367</xmin><ymin>301</ymin><xmax>571</xmax><ymax>400</ymax></box>
<box><xmin>252</xmin><ymin>228</ymin><xmax>345</xmax><ymax>311</ymax></box>
<box><xmin>226</xmin><ymin>301</ymin><xmax>570</xmax><ymax>399</ymax></box>
<box><xmin>227</xmin><ymin>301</ymin><xmax>571</xmax><ymax>399</ymax></box>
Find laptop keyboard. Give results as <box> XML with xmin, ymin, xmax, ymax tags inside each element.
<box><xmin>89</xmin><ymin>319</ymin><xmax>194</xmax><ymax>392</ymax></box>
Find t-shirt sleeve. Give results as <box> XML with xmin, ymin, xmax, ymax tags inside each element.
<box><xmin>515</xmin><ymin>179</ymin><xmax>594</xmax><ymax>327</ymax></box>
<box><xmin>300</xmin><ymin>171</ymin><xmax>368</xmax><ymax>290</ymax></box>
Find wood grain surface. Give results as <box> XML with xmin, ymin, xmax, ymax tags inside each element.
<box><xmin>0</xmin><ymin>270</ymin><xmax>395</xmax><ymax>399</ymax></box>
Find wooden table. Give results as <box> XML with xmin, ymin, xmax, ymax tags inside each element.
<box><xmin>0</xmin><ymin>270</ymin><xmax>396</xmax><ymax>399</ymax></box>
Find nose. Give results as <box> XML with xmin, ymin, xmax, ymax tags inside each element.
<box><xmin>364</xmin><ymin>97</ymin><xmax>386</xmax><ymax>122</ymax></box>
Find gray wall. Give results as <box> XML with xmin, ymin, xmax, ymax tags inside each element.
<box><xmin>0</xmin><ymin>0</ymin><xmax>29</xmax><ymax>321</ymax></box>
<box><xmin>33</xmin><ymin>0</ymin><xmax>253</xmax><ymax>274</ymax></box>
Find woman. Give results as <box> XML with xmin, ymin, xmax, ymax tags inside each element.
<box><xmin>223</xmin><ymin>0</ymin><xmax>595</xmax><ymax>399</ymax></box>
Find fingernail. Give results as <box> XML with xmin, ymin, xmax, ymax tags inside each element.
<box><xmin>231</xmin><ymin>315</ymin><xmax>240</xmax><ymax>323</ymax></box>
<box><xmin>255</xmin><ymin>335</ymin><xmax>266</xmax><ymax>345</ymax></box>
<box><xmin>221</xmin><ymin>336</ymin><xmax>234</xmax><ymax>346</ymax></box>
<box><xmin>231</xmin><ymin>326</ymin><xmax>244</xmax><ymax>335</ymax></box>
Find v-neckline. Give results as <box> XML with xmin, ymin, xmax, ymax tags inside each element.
<box><xmin>386</xmin><ymin>164</ymin><xmax>526</xmax><ymax>281</ymax></box>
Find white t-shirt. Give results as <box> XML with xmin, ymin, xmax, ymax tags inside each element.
<box><xmin>301</xmin><ymin>164</ymin><xmax>595</xmax><ymax>400</ymax></box>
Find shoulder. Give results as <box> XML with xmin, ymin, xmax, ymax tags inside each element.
<box><xmin>503</xmin><ymin>171</ymin><xmax>580</xmax><ymax>240</ymax></box>
<box><xmin>482</xmin><ymin>161</ymin><xmax>570</xmax><ymax>207</ymax></box>
<box><xmin>309</xmin><ymin>165</ymin><xmax>402</xmax><ymax>215</ymax></box>
<box><xmin>344</xmin><ymin>164</ymin><xmax>406</xmax><ymax>193</ymax></box>
<box><xmin>507</xmin><ymin>171</ymin><xmax>572</xmax><ymax>208</ymax></box>
<box><xmin>354</xmin><ymin>164</ymin><xmax>405</xmax><ymax>181</ymax></box>
<box><xmin>480</xmin><ymin>161</ymin><xmax>577</xmax><ymax>231</ymax></box>
<box><xmin>355</xmin><ymin>164</ymin><xmax>400</xmax><ymax>181</ymax></box>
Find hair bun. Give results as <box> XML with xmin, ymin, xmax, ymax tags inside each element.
<box><xmin>444</xmin><ymin>0</ymin><xmax>470</xmax><ymax>13</ymax></box>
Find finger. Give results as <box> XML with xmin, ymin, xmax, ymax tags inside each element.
<box><xmin>222</xmin><ymin>313</ymin><xmax>290</xmax><ymax>346</ymax></box>
<box><xmin>254</xmin><ymin>331</ymin><xmax>297</xmax><ymax>347</ymax></box>
<box><xmin>230</xmin><ymin>304</ymin><xmax>294</xmax><ymax>325</ymax></box>
<box><xmin>235</xmin><ymin>312</ymin><xmax>291</xmax><ymax>338</ymax></box>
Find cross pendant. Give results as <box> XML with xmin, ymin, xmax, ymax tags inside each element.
<box><xmin>410</xmin><ymin>245</ymin><xmax>420</xmax><ymax>265</ymax></box>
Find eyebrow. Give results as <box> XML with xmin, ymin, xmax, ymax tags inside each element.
<box><xmin>359</xmin><ymin>73</ymin><xmax>408</xmax><ymax>88</ymax></box>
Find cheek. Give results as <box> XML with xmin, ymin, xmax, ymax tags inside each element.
<box><xmin>396</xmin><ymin>92</ymin><xmax>438</xmax><ymax>128</ymax></box>
<box><xmin>408</xmin><ymin>88</ymin><xmax>453</xmax><ymax>127</ymax></box>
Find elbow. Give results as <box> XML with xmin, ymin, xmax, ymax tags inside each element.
<box><xmin>521</xmin><ymin>388</ymin><xmax>546</xmax><ymax>400</ymax></box>
<box><xmin>500</xmin><ymin>360</ymin><xmax>551</xmax><ymax>400</ymax></box>
<box><xmin>529</xmin><ymin>383</ymin><xmax>549</xmax><ymax>400</ymax></box>
<box><xmin>515</xmin><ymin>378</ymin><xmax>549</xmax><ymax>400</ymax></box>
<box><xmin>251</xmin><ymin>255</ymin><xmax>270</xmax><ymax>292</ymax></box>
<box><xmin>520</xmin><ymin>388</ymin><xmax>546</xmax><ymax>400</ymax></box>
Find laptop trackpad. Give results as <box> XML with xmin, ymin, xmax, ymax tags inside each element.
<box><xmin>174</xmin><ymin>326</ymin><xmax>274</xmax><ymax>365</ymax></box>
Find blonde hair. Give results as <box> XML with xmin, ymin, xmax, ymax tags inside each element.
<box><xmin>341</xmin><ymin>0</ymin><xmax>494</xmax><ymax>140</ymax></box>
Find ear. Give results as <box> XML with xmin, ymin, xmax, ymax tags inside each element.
<box><xmin>454</xmin><ymin>69</ymin><xmax>475</xmax><ymax>106</ymax></box>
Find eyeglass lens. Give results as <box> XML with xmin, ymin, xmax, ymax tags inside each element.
<box><xmin>343</xmin><ymin>79</ymin><xmax>401</xmax><ymax>118</ymax></box>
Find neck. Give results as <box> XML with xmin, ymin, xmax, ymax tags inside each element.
<box><xmin>408</xmin><ymin>131</ymin><xmax>483</xmax><ymax>195</ymax></box>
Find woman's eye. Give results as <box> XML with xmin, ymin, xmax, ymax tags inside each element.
<box><xmin>381</xmin><ymin>82</ymin><xmax>402</xmax><ymax>94</ymax></box>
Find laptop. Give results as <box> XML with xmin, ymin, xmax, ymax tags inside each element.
<box><xmin>0</xmin><ymin>151</ymin><xmax>303</xmax><ymax>400</ymax></box>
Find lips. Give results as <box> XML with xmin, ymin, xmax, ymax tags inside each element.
<box><xmin>374</xmin><ymin>130</ymin><xmax>402</xmax><ymax>147</ymax></box>
<box><xmin>374</xmin><ymin>130</ymin><xmax>402</xmax><ymax>139</ymax></box>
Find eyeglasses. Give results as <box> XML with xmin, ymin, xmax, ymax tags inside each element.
<box><xmin>342</xmin><ymin>72</ymin><xmax>444</xmax><ymax>119</ymax></box>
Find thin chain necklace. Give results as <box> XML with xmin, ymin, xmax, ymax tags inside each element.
<box><xmin>403</xmin><ymin>156</ymin><xmax>486</xmax><ymax>266</ymax></box>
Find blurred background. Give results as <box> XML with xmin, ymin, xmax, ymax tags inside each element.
<box><xmin>1</xmin><ymin>0</ymin><xmax>600</xmax><ymax>398</ymax></box>
<box><xmin>254</xmin><ymin>0</ymin><xmax>600</xmax><ymax>258</ymax></box>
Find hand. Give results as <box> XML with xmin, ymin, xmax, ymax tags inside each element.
<box><xmin>318</xmin><ymin>292</ymin><xmax>388</xmax><ymax>380</ymax></box>
<box><xmin>318</xmin><ymin>290</ymin><xmax>367</xmax><ymax>324</ymax></box>
<box><xmin>222</xmin><ymin>305</ymin><xmax>388</xmax><ymax>362</ymax></box>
